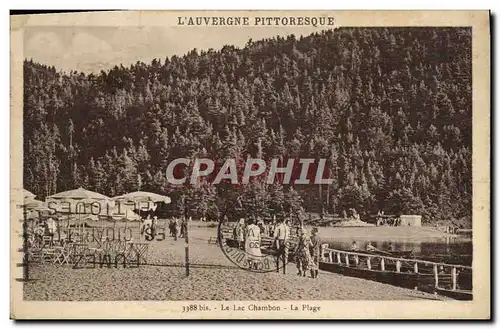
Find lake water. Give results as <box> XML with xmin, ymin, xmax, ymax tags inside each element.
<box><xmin>324</xmin><ymin>236</ymin><xmax>473</xmax><ymax>265</ymax></box>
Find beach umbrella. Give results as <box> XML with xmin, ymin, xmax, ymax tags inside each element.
<box><xmin>23</xmin><ymin>199</ymin><xmax>44</xmax><ymax>210</ymax></box>
<box><xmin>113</xmin><ymin>191</ymin><xmax>168</xmax><ymax>239</ymax></box>
<box><xmin>48</xmin><ymin>188</ymin><xmax>110</xmax><ymax>236</ymax></box>
<box><xmin>108</xmin><ymin>203</ymin><xmax>141</xmax><ymax>221</ymax></box>
<box><xmin>47</xmin><ymin>187</ymin><xmax>110</xmax><ymax>200</ymax></box>
<box><xmin>23</xmin><ymin>189</ymin><xmax>36</xmax><ymax>200</ymax></box>
<box><xmin>113</xmin><ymin>191</ymin><xmax>170</xmax><ymax>217</ymax></box>
<box><xmin>34</xmin><ymin>206</ymin><xmax>56</xmax><ymax>214</ymax></box>
<box><xmin>113</xmin><ymin>191</ymin><xmax>171</xmax><ymax>204</ymax></box>
<box><xmin>47</xmin><ymin>188</ymin><xmax>111</xmax><ymax>217</ymax></box>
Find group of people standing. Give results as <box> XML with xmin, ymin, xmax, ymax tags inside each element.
<box><xmin>140</xmin><ymin>215</ymin><xmax>188</xmax><ymax>241</ymax></box>
<box><xmin>232</xmin><ymin>217</ymin><xmax>323</xmax><ymax>279</ymax></box>
<box><xmin>167</xmin><ymin>217</ymin><xmax>188</xmax><ymax>240</ymax></box>
<box><xmin>294</xmin><ymin>226</ymin><xmax>323</xmax><ymax>278</ymax></box>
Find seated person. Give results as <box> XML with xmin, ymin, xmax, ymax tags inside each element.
<box><xmin>349</xmin><ymin>240</ymin><xmax>359</xmax><ymax>251</ymax></box>
<box><xmin>365</xmin><ymin>241</ymin><xmax>377</xmax><ymax>251</ymax></box>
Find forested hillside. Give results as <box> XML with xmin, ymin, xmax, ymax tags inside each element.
<box><xmin>23</xmin><ymin>27</ymin><xmax>472</xmax><ymax>224</ymax></box>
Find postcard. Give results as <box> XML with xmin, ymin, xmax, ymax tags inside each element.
<box><xmin>10</xmin><ymin>10</ymin><xmax>490</xmax><ymax>319</ymax></box>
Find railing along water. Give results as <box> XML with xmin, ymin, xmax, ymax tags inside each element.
<box><xmin>322</xmin><ymin>248</ymin><xmax>472</xmax><ymax>292</ymax></box>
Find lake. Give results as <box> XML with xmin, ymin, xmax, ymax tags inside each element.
<box><xmin>324</xmin><ymin>236</ymin><xmax>472</xmax><ymax>265</ymax></box>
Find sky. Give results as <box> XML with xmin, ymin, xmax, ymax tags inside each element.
<box><xmin>24</xmin><ymin>25</ymin><xmax>328</xmax><ymax>73</ymax></box>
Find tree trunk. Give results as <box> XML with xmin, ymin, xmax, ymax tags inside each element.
<box><xmin>318</xmin><ymin>183</ymin><xmax>323</xmax><ymax>215</ymax></box>
<box><xmin>326</xmin><ymin>185</ymin><xmax>330</xmax><ymax>214</ymax></box>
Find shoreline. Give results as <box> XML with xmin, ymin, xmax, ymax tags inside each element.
<box><xmin>304</xmin><ymin>226</ymin><xmax>459</xmax><ymax>240</ymax></box>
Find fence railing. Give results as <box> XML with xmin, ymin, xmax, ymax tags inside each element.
<box><xmin>322</xmin><ymin>248</ymin><xmax>472</xmax><ymax>291</ymax></box>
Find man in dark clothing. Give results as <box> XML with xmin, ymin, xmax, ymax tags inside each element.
<box><xmin>180</xmin><ymin>218</ymin><xmax>188</xmax><ymax>238</ymax></box>
<box><xmin>274</xmin><ymin>218</ymin><xmax>290</xmax><ymax>274</ymax></box>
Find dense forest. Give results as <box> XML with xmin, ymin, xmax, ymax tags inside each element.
<box><xmin>23</xmin><ymin>27</ymin><xmax>472</xmax><ymax>225</ymax></box>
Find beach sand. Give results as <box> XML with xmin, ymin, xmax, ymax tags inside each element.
<box><xmin>23</xmin><ymin>224</ymin><xmax>447</xmax><ymax>301</ymax></box>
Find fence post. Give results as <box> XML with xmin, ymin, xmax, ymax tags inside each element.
<box><xmin>396</xmin><ymin>260</ymin><xmax>401</xmax><ymax>273</ymax></box>
<box><xmin>433</xmin><ymin>264</ymin><xmax>439</xmax><ymax>288</ymax></box>
<box><xmin>355</xmin><ymin>255</ymin><xmax>359</xmax><ymax>265</ymax></box>
<box><xmin>452</xmin><ymin>267</ymin><xmax>457</xmax><ymax>290</ymax></box>
<box><xmin>345</xmin><ymin>254</ymin><xmax>350</xmax><ymax>267</ymax></box>
<box><xmin>337</xmin><ymin>252</ymin><xmax>341</xmax><ymax>264</ymax></box>
<box><xmin>367</xmin><ymin>257</ymin><xmax>372</xmax><ymax>270</ymax></box>
<box><xmin>184</xmin><ymin>200</ymin><xmax>190</xmax><ymax>277</ymax></box>
<box><xmin>329</xmin><ymin>252</ymin><xmax>333</xmax><ymax>263</ymax></box>
<box><xmin>380</xmin><ymin>258</ymin><xmax>385</xmax><ymax>271</ymax></box>
<box><xmin>414</xmin><ymin>262</ymin><xmax>418</xmax><ymax>273</ymax></box>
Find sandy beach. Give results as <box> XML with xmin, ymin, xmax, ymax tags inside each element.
<box><xmin>23</xmin><ymin>223</ymin><xmax>448</xmax><ymax>301</ymax></box>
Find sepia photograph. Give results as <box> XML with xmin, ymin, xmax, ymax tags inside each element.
<box><xmin>10</xmin><ymin>10</ymin><xmax>490</xmax><ymax>319</ymax></box>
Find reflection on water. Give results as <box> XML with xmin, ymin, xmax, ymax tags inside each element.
<box><xmin>325</xmin><ymin>236</ymin><xmax>472</xmax><ymax>263</ymax></box>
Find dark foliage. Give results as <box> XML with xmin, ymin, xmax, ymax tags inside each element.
<box><xmin>23</xmin><ymin>27</ymin><xmax>472</xmax><ymax>224</ymax></box>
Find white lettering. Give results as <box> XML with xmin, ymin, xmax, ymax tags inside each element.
<box><xmin>314</xmin><ymin>159</ymin><xmax>334</xmax><ymax>184</ymax></box>
<box><xmin>242</xmin><ymin>158</ymin><xmax>266</xmax><ymax>184</ymax></box>
<box><xmin>166</xmin><ymin>158</ymin><xmax>190</xmax><ymax>185</ymax></box>
<box><xmin>213</xmin><ymin>159</ymin><xmax>239</xmax><ymax>184</ymax></box>
<box><xmin>267</xmin><ymin>159</ymin><xmax>294</xmax><ymax>184</ymax></box>
<box><xmin>190</xmin><ymin>158</ymin><xmax>215</xmax><ymax>184</ymax></box>
<box><xmin>294</xmin><ymin>158</ymin><xmax>315</xmax><ymax>184</ymax></box>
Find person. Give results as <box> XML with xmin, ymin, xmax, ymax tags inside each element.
<box><xmin>295</xmin><ymin>225</ymin><xmax>301</xmax><ymax>237</ymax></box>
<box><xmin>349</xmin><ymin>240</ymin><xmax>359</xmax><ymax>251</ymax></box>
<box><xmin>366</xmin><ymin>241</ymin><xmax>377</xmax><ymax>251</ymax></box>
<box><xmin>181</xmin><ymin>217</ymin><xmax>188</xmax><ymax>238</ymax></box>
<box><xmin>351</xmin><ymin>208</ymin><xmax>359</xmax><ymax>220</ymax></box>
<box><xmin>142</xmin><ymin>215</ymin><xmax>153</xmax><ymax>240</ymax></box>
<box><xmin>180</xmin><ymin>217</ymin><xmax>185</xmax><ymax>238</ymax></box>
<box><xmin>309</xmin><ymin>227</ymin><xmax>322</xmax><ymax>278</ymax></box>
<box><xmin>140</xmin><ymin>217</ymin><xmax>146</xmax><ymax>236</ymax></box>
<box><xmin>269</xmin><ymin>218</ymin><xmax>277</xmax><ymax>237</ymax></box>
<box><xmin>274</xmin><ymin>218</ymin><xmax>290</xmax><ymax>274</ymax></box>
<box><xmin>245</xmin><ymin>218</ymin><xmax>262</xmax><ymax>257</ymax></box>
<box><xmin>234</xmin><ymin>218</ymin><xmax>245</xmax><ymax>249</ymax></box>
<box><xmin>45</xmin><ymin>217</ymin><xmax>56</xmax><ymax>246</ymax></box>
<box><xmin>172</xmin><ymin>218</ymin><xmax>178</xmax><ymax>241</ymax></box>
<box><xmin>257</xmin><ymin>218</ymin><xmax>267</xmax><ymax>236</ymax></box>
<box><xmin>388</xmin><ymin>242</ymin><xmax>395</xmax><ymax>251</ymax></box>
<box><xmin>143</xmin><ymin>214</ymin><xmax>153</xmax><ymax>229</ymax></box>
<box><xmin>395</xmin><ymin>217</ymin><xmax>401</xmax><ymax>227</ymax></box>
<box><xmin>152</xmin><ymin>216</ymin><xmax>158</xmax><ymax>238</ymax></box>
<box><xmin>294</xmin><ymin>228</ymin><xmax>313</xmax><ymax>277</ymax></box>
<box><xmin>168</xmin><ymin>218</ymin><xmax>174</xmax><ymax>237</ymax></box>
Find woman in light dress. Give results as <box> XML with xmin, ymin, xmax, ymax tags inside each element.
<box><xmin>245</xmin><ymin>218</ymin><xmax>262</xmax><ymax>257</ymax></box>
<box><xmin>233</xmin><ymin>218</ymin><xmax>246</xmax><ymax>249</ymax></box>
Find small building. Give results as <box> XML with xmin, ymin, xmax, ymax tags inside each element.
<box><xmin>399</xmin><ymin>215</ymin><xmax>422</xmax><ymax>227</ymax></box>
